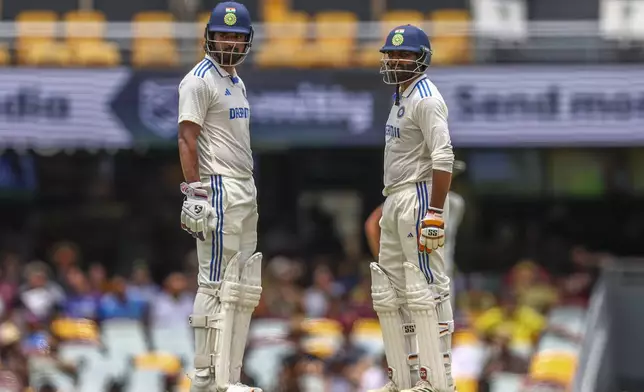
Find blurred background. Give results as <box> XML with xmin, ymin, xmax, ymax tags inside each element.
<box><xmin>0</xmin><ymin>0</ymin><xmax>642</xmax><ymax>391</ymax></box>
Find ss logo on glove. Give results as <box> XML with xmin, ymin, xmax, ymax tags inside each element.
<box><xmin>180</xmin><ymin>182</ymin><xmax>211</xmax><ymax>241</ymax></box>
<box><xmin>418</xmin><ymin>207</ymin><xmax>445</xmax><ymax>254</ymax></box>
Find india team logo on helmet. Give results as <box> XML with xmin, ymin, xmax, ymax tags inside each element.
<box><xmin>379</xmin><ymin>24</ymin><xmax>432</xmax><ymax>85</ymax></box>
<box><xmin>391</xmin><ymin>29</ymin><xmax>405</xmax><ymax>46</ymax></box>
<box><xmin>224</xmin><ymin>7</ymin><xmax>237</xmax><ymax>25</ymax></box>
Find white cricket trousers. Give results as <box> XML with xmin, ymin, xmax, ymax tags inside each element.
<box><xmin>378</xmin><ymin>181</ymin><xmax>455</xmax><ymax>389</ymax></box>
<box><xmin>191</xmin><ymin>175</ymin><xmax>258</xmax><ymax>385</ymax></box>
<box><xmin>378</xmin><ymin>181</ymin><xmax>450</xmax><ymax>296</ymax></box>
<box><xmin>195</xmin><ymin>174</ymin><xmax>258</xmax><ymax>288</ymax></box>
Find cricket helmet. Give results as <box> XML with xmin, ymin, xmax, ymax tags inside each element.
<box><xmin>380</xmin><ymin>24</ymin><xmax>432</xmax><ymax>85</ymax></box>
<box><xmin>204</xmin><ymin>1</ymin><xmax>254</xmax><ymax>66</ymax></box>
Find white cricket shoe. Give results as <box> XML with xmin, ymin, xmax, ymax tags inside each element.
<box><xmin>367</xmin><ymin>381</ymin><xmax>399</xmax><ymax>392</ymax></box>
<box><xmin>400</xmin><ymin>380</ymin><xmax>438</xmax><ymax>392</ymax></box>
<box><xmin>225</xmin><ymin>383</ymin><xmax>263</xmax><ymax>392</ymax></box>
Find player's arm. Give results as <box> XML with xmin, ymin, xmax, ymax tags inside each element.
<box><xmin>416</xmin><ymin>97</ymin><xmax>455</xmax><ymax>253</ymax></box>
<box><xmin>177</xmin><ymin>76</ymin><xmax>211</xmax><ymax>182</ymax></box>
<box><xmin>418</xmin><ymin>97</ymin><xmax>454</xmax><ymax>209</ymax></box>
<box><xmin>177</xmin><ymin>76</ymin><xmax>214</xmax><ymax>240</ymax></box>
<box><xmin>365</xmin><ymin>204</ymin><xmax>383</xmax><ymax>259</ymax></box>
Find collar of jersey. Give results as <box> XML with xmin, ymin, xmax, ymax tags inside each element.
<box><xmin>204</xmin><ymin>55</ymin><xmax>239</xmax><ymax>81</ymax></box>
<box><xmin>401</xmin><ymin>74</ymin><xmax>429</xmax><ymax>98</ymax></box>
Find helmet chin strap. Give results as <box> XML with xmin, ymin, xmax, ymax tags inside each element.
<box><xmin>395</xmin><ymin>85</ymin><xmax>400</xmax><ymax>106</ymax></box>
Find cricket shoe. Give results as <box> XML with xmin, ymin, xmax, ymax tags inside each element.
<box><xmin>367</xmin><ymin>381</ymin><xmax>399</xmax><ymax>392</ymax></box>
<box><xmin>400</xmin><ymin>380</ymin><xmax>438</xmax><ymax>392</ymax></box>
<box><xmin>224</xmin><ymin>383</ymin><xmax>263</xmax><ymax>392</ymax></box>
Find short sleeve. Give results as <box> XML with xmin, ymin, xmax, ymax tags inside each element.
<box><xmin>178</xmin><ymin>76</ymin><xmax>214</xmax><ymax>127</ymax></box>
<box><xmin>415</xmin><ymin>97</ymin><xmax>454</xmax><ymax>173</ymax></box>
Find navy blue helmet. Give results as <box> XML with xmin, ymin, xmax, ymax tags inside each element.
<box><xmin>204</xmin><ymin>1</ymin><xmax>254</xmax><ymax>66</ymax></box>
<box><xmin>379</xmin><ymin>24</ymin><xmax>432</xmax><ymax>85</ymax></box>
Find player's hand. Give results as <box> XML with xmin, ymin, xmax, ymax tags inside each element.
<box><xmin>418</xmin><ymin>207</ymin><xmax>445</xmax><ymax>254</ymax></box>
<box><xmin>180</xmin><ymin>182</ymin><xmax>211</xmax><ymax>241</ymax></box>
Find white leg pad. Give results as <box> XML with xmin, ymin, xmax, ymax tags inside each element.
<box><xmin>403</xmin><ymin>262</ymin><xmax>451</xmax><ymax>391</ymax></box>
<box><xmin>189</xmin><ymin>253</ymin><xmax>256</xmax><ymax>391</ymax></box>
<box><xmin>370</xmin><ymin>262</ymin><xmax>413</xmax><ymax>390</ymax></box>
<box><xmin>228</xmin><ymin>252</ymin><xmax>263</xmax><ymax>384</ymax></box>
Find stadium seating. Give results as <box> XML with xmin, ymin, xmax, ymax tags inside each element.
<box><xmin>0</xmin><ymin>44</ymin><xmax>10</xmax><ymax>65</ymax></box>
<box><xmin>308</xmin><ymin>11</ymin><xmax>358</xmax><ymax>68</ymax></box>
<box><xmin>63</xmin><ymin>10</ymin><xmax>123</xmax><ymax>67</ymax></box>
<box><xmin>131</xmin><ymin>11</ymin><xmax>179</xmax><ymax>68</ymax></box>
<box><xmin>15</xmin><ymin>10</ymin><xmax>59</xmax><ymax>65</ymax></box>
<box><xmin>254</xmin><ymin>11</ymin><xmax>310</xmax><ymax>68</ymax></box>
<box><xmin>261</xmin><ymin>0</ymin><xmax>290</xmax><ymax>21</ymax></box>
<box><xmin>428</xmin><ymin>9</ymin><xmax>472</xmax><ymax>65</ymax></box>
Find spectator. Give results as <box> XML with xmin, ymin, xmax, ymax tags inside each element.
<box><xmin>18</xmin><ymin>262</ymin><xmax>65</xmax><ymax>322</ymax></box>
<box><xmin>127</xmin><ymin>262</ymin><xmax>159</xmax><ymax>304</ymax></box>
<box><xmin>256</xmin><ymin>256</ymin><xmax>303</xmax><ymax>318</ymax></box>
<box><xmin>62</xmin><ymin>268</ymin><xmax>99</xmax><ymax>320</ymax></box>
<box><xmin>49</xmin><ymin>242</ymin><xmax>80</xmax><ymax>289</ymax></box>
<box><xmin>150</xmin><ymin>272</ymin><xmax>192</xmax><ymax>328</ymax></box>
<box><xmin>303</xmin><ymin>264</ymin><xmax>344</xmax><ymax>319</ymax></box>
<box><xmin>97</xmin><ymin>276</ymin><xmax>147</xmax><ymax>322</ymax></box>
<box><xmin>473</xmin><ymin>292</ymin><xmax>546</xmax><ymax>355</ymax></box>
<box><xmin>478</xmin><ymin>327</ymin><xmax>530</xmax><ymax>392</ymax></box>
<box><xmin>87</xmin><ymin>263</ymin><xmax>109</xmax><ymax>295</ymax></box>
<box><xmin>0</xmin><ymin>254</ymin><xmax>18</xmax><ymax>319</ymax></box>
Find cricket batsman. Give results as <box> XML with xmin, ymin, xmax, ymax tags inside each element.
<box><xmin>368</xmin><ymin>25</ymin><xmax>456</xmax><ymax>392</ymax></box>
<box><xmin>177</xmin><ymin>2</ymin><xmax>262</xmax><ymax>391</ymax></box>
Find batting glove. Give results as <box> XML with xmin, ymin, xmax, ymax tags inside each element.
<box><xmin>180</xmin><ymin>182</ymin><xmax>211</xmax><ymax>241</ymax></box>
<box><xmin>418</xmin><ymin>207</ymin><xmax>445</xmax><ymax>254</ymax></box>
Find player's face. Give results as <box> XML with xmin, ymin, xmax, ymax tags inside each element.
<box><xmin>211</xmin><ymin>31</ymin><xmax>249</xmax><ymax>66</ymax></box>
<box><xmin>380</xmin><ymin>50</ymin><xmax>421</xmax><ymax>85</ymax></box>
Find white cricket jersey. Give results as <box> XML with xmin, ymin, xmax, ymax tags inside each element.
<box><xmin>178</xmin><ymin>55</ymin><xmax>253</xmax><ymax>179</ymax></box>
<box><xmin>383</xmin><ymin>74</ymin><xmax>454</xmax><ymax>196</ymax></box>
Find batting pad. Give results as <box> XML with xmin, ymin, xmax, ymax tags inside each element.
<box><xmin>190</xmin><ymin>253</ymin><xmax>250</xmax><ymax>390</ymax></box>
<box><xmin>370</xmin><ymin>262</ymin><xmax>413</xmax><ymax>389</ymax></box>
<box><xmin>404</xmin><ymin>262</ymin><xmax>450</xmax><ymax>391</ymax></box>
<box><xmin>228</xmin><ymin>252</ymin><xmax>263</xmax><ymax>384</ymax></box>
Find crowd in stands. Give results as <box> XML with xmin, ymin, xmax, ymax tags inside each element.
<box><xmin>0</xmin><ymin>236</ymin><xmax>606</xmax><ymax>391</ymax></box>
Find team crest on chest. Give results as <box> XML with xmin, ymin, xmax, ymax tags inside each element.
<box><xmin>397</xmin><ymin>106</ymin><xmax>406</xmax><ymax>118</ymax></box>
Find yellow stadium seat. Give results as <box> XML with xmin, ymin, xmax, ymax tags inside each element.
<box><xmin>300</xmin><ymin>318</ymin><xmax>343</xmax><ymax>358</ymax></box>
<box><xmin>132</xmin><ymin>12</ymin><xmax>176</xmax><ymax>67</ymax></box>
<box><xmin>132</xmin><ymin>11</ymin><xmax>175</xmax><ymax>44</ymax></box>
<box><xmin>64</xmin><ymin>10</ymin><xmax>106</xmax><ymax>44</ymax></box>
<box><xmin>255</xmin><ymin>11</ymin><xmax>310</xmax><ymax>68</ymax></box>
<box><xmin>23</xmin><ymin>41</ymin><xmax>73</xmax><ymax>67</ymax></box>
<box><xmin>134</xmin><ymin>352</ymin><xmax>182</xmax><ymax>375</ymax></box>
<box><xmin>356</xmin><ymin>10</ymin><xmax>424</xmax><ymax>68</ymax></box>
<box><xmin>198</xmin><ymin>11</ymin><xmax>210</xmax><ymax>25</ymax></box>
<box><xmin>261</xmin><ymin>0</ymin><xmax>289</xmax><ymax>22</ymax></box>
<box><xmin>454</xmin><ymin>378</ymin><xmax>478</xmax><ymax>392</ymax></box>
<box><xmin>452</xmin><ymin>329</ymin><xmax>480</xmax><ymax>347</ymax></box>
<box><xmin>51</xmin><ymin>318</ymin><xmax>100</xmax><ymax>342</ymax></box>
<box><xmin>351</xmin><ymin>318</ymin><xmax>381</xmax><ymax>336</ymax></box>
<box><xmin>308</xmin><ymin>11</ymin><xmax>357</xmax><ymax>68</ymax></box>
<box><xmin>132</xmin><ymin>39</ymin><xmax>179</xmax><ymax>68</ymax></box>
<box><xmin>382</xmin><ymin>10</ymin><xmax>425</xmax><ymax>30</ymax></box>
<box><xmin>528</xmin><ymin>351</ymin><xmax>577</xmax><ymax>387</ymax></box>
<box><xmin>301</xmin><ymin>318</ymin><xmax>343</xmax><ymax>335</ymax></box>
<box><xmin>0</xmin><ymin>44</ymin><xmax>11</xmax><ymax>65</ymax></box>
<box><xmin>16</xmin><ymin>10</ymin><xmax>58</xmax><ymax>65</ymax></box>
<box><xmin>70</xmin><ymin>41</ymin><xmax>121</xmax><ymax>67</ymax></box>
<box><xmin>429</xmin><ymin>9</ymin><xmax>471</xmax><ymax>65</ymax></box>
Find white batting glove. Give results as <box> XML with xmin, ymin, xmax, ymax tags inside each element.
<box><xmin>418</xmin><ymin>207</ymin><xmax>445</xmax><ymax>254</ymax></box>
<box><xmin>180</xmin><ymin>182</ymin><xmax>211</xmax><ymax>241</ymax></box>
